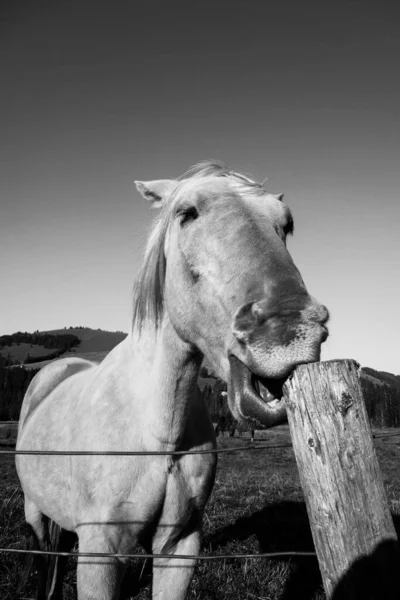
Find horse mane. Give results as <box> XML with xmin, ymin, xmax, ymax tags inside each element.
<box><xmin>132</xmin><ymin>161</ymin><xmax>268</xmax><ymax>332</ymax></box>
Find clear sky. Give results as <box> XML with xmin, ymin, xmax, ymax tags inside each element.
<box><xmin>1</xmin><ymin>1</ymin><xmax>399</xmax><ymax>373</ymax></box>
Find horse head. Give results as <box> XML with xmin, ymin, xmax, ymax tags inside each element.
<box><xmin>134</xmin><ymin>162</ymin><xmax>329</xmax><ymax>428</ymax></box>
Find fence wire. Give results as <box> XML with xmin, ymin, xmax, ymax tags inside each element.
<box><xmin>0</xmin><ymin>438</ymin><xmax>302</xmax><ymax>563</ymax></box>
<box><xmin>1</xmin><ymin>430</ymin><xmax>400</xmax><ymax>563</ymax></box>
<box><xmin>0</xmin><ymin>547</ymin><xmax>316</xmax><ymax>560</ymax></box>
<box><xmin>0</xmin><ymin>442</ymin><xmax>292</xmax><ymax>456</ymax></box>
<box><xmin>373</xmin><ymin>431</ymin><xmax>400</xmax><ymax>440</ymax></box>
<box><xmin>1</xmin><ymin>430</ymin><xmax>399</xmax><ymax>456</ymax></box>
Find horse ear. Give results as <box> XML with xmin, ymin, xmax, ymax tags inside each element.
<box><xmin>135</xmin><ymin>180</ymin><xmax>178</xmax><ymax>209</ymax></box>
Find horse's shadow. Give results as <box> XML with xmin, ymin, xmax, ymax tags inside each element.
<box><xmin>207</xmin><ymin>502</ymin><xmax>400</xmax><ymax>600</ymax></box>
<box><xmin>205</xmin><ymin>500</ymin><xmax>322</xmax><ymax>600</ymax></box>
<box><xmin>122</xmin><ymin>502</ymin><xmax>400</xmax><ymax>600</ymax></box>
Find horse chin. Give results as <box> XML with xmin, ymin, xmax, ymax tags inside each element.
<box><xmin>227</xmin><ymin>354</ymin><xmax>288</xmax><ymax>429</ymax></box>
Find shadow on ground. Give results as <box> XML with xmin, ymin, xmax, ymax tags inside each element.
<box><xmin>203</xmin><ymin>501</ymin><xmax>400</xmax><ymax>600</ymax></box>
<box><xmin>206</xmin><ymin>500</ymin><xmax>322</xmax><ymax>600</ymax></box>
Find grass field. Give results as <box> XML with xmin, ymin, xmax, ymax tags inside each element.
<box><xmin>1</xmin><ymin>426</ymin><xmax>400</xmax><ymax>600</ymax></box>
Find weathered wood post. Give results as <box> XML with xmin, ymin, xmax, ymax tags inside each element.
<box><xmin>283</xmin><ymin>359</ymin><xmax>400</xmax><ymax>599</ymax></box>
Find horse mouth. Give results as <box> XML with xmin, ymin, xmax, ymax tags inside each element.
<box><xmin>227</xmin><ymin>354</ymin><xmax>288</xmax><ymax>428</ymax></box>
<box><xmin>252</xmin><ymin>375</ymin><xmax>285</xmax><ymax>405</ymax></box>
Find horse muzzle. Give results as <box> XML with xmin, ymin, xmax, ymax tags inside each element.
<box><xmin>227</xmin><ymin>295</ymin><xmax>329</xmax><ymax>427</ymax></box>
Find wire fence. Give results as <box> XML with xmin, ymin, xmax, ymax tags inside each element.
<box><xmin>373</xmin><ymin>431</ymin><xmax>400</xmax><ymax>440</ymax></box>
<box><xmin>1</xmin><ymin>430</ymin><xmax>399</xmax><ymax>456</ymax></box>
<box><xmin>0</xmin><ymin>548</ymin><xmax>316</xmax><ymax>560</ymax></box>
<box><xmin>1</xmin><ymin>430</ymin><xmax>400</xmax><ymax>563</ymax></box>
<box><xmin>0</xmin><ymin>441</ymin><xmax>292</xmax><ymax>456</ymax></box>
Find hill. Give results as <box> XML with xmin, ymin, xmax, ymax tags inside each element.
<box><xmin>0</xmin><ymin>327</ymin><xmax>127</xmax><ymax>368</ymax></box>
<box><xmin>361</xmin><ymin>367</ymin><xmax>400</xmax><ymax>391</ymax></box>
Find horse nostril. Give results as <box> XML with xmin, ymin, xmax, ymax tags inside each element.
<box><xmin>251</xmin><ymin>301</ymin><xmax>268</xmax><ymax>326</ymax></box>
<box><xmin>234</xmin><ymin>299</ymin><xmax>270</xmax><ymax>333</ymax></box>
<box><xmin>234</xmin><ymin>302</ymin><xmax>258</xmax><ymax>332</ymax></box>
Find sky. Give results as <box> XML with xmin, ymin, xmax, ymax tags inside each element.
<box><xmin>1</xmin><ymin>1</ymin><xmax>399</xmax><ymax>373</ymax></box>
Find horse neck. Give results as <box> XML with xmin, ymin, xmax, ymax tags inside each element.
<box><xmin>130</xmin><ymin>316</ymin><xmax>202</xmax><ymax>446</ymax></box>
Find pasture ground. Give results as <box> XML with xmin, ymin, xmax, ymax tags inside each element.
<box><xmin>1</xmin><ymin>425</ymin><xmax>400</xmax><ymax>599</ymax></box>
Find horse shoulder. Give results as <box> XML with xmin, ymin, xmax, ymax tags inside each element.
<box><xmin>18</xmin><ymin>357</ymin><xmax>95</xmax><ymax>431</ymax></box>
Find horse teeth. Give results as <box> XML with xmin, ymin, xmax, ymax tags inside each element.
<box><xmin>265</xmin><ymin>391</ymin><xmax>275</xmax><ymax>403</ymax></box>
<box><xmin>257</xmin><ymin>383</ymin><xmax>276</xmax><ymax>403</ymax></box>
<box><xmin>266</xmin><ymin>397</ymin><xmax>282</xmax><ymax>408</ymax></box>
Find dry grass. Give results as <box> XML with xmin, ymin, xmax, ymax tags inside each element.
<box><xmin>1</xmin><ymin>426</ymin><xmax>400</xmax><ymax>600</ymax></box>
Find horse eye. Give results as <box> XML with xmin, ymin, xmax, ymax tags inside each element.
<box><xmin>178</xmin><ymin>207</ymin><xmax>199</xmax><ymax>226</ymax></box>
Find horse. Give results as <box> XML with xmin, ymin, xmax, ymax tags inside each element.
<box><xmin>16</xmin><ymin>161</ymin><xmax>329</xmax><ymax>600</ymax></box>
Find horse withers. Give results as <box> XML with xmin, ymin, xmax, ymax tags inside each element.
<box><xmin>16</xmin><ymin>161</ymin><xmax>329</xmax><ymax>600</ymax></box>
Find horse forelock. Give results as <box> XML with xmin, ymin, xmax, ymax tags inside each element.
<box><xmin>132</xmin><ymin>161</ymin><xmax>269</xmax><ymax>332</ymax></box>
<box><xmin>177</xmin><ymin>160</ymin><xmax>267</xmax><ymax>197</ymax></box>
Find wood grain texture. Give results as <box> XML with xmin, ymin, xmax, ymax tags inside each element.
<box><xmin>283</xmin><ymin>359</ymin><xmax>400</xmax><ymax>599</ymax></box>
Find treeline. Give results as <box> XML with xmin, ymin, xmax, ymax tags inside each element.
<box><xmin>0</xmin><ymin>332</ymin><xmax>81</xmax><ymax>366</ymax></box>
<box><xmin>1</xmin><ymin>362</ymin><xmax>399</xmax><ymax>428</ymax></box>
<box><xmin>360</xmin><ymin>367</ymin><xmax>400</xmax><ymax>428</ymax></box>
<box><xmin>362</xmin><ymin>367</ymin><xmax>400</xmax><ymax>390</ymax></box>
<box><xmin>361</xmin><ymin>375</ymin><xmax>400</xmax><ymax>428</ymax></box>
<box><xmin>0</xmin><ymin>366</ymin><xmax>39</xmax><ymax>420</ymax></box>
<box><xmin>0</xmin><ymin>331</ymin><xmax>80</xmax><ymax>350</ymax></box>
<box><xmin>202</xmin><ymin>371</ymin><xmax>400</xmax><ymax>430</ymax></box>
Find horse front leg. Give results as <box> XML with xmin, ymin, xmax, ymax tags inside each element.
<box><xmin>152</xmin><ymin>530</ymin><xmax>200</xmax><ymax>600</ymax></box>
<box><xmin>76</xmin><ymin>528</ymin><xmax>126</xmax><ymax>600</ymax></box>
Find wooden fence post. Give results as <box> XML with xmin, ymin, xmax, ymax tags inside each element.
<box><xmin>283</xmin><ymin>359</ymin><xmax>399</xmax><ymax>599</ymax></box>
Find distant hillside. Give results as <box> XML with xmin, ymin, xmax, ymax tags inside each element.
<box><xmin>0</xmin><ymin>327</ymin><xmax>127</xmax><ymax>368</ymax></box>
<box><xmin>0</xmin><ymin>342</ymin><xmax>62</xmax><ymax>364</ymax></box>
<box><xmin>0</xmin><ymin>327</ymin><xmax>128</xmax><ymax>421</ymax></box>
<box><xmin>42</xmin><ymin>327</ymin><xmax>127</xmax><ymax>354</ymax></box>
<box><xmin>361</xmin><ymin>367</ymin><xmax>400</xmax><ymax>390</ymax></box>
<box><xmin>68</xmin><ymin>331</ymin><xmax>127</xmax><ymax>353</ymax></box>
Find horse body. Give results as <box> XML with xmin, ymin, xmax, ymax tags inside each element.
<box><xmin>17</xmin><ymin>327</ymin><xmax>216</xmax><ymax>599</ymax></box>
<box><xmin>16</xmin><ymin>161</ymin><xmax>329</xmax><ymax>599</ymax></box>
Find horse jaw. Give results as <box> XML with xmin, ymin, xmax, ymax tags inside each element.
<box><xmin>227</xmin><ymin>355</ymin><xmax>287</xmax><ymax>428</ymax></box>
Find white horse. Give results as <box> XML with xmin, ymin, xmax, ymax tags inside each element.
<box><xmin>16</xmin><ymin>161</ymin><xmax>329</xmax><ymax>600</ymax></box>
